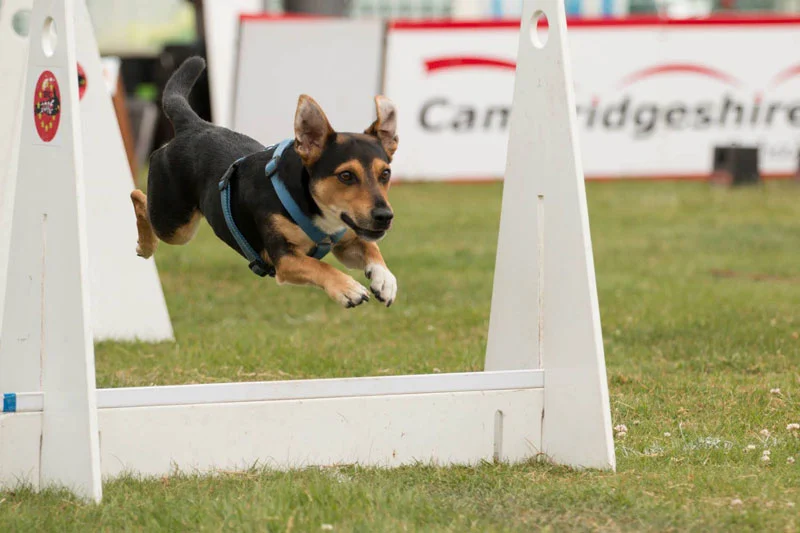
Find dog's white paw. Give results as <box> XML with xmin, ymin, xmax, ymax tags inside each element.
<box><xmin>330</xmin><ymin>277</ymin><xmax>370</xmax><ymax>308</ymax></box>
<box><xmin>365</xmin><ymin>263</ymin><xmax>397</xmax><ymax>307</ymax></box>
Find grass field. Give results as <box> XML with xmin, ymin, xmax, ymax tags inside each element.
<box><xmin>3</xmin><ymin>180</ymin><xmax>800</xmax><ymax>532</ymax></box>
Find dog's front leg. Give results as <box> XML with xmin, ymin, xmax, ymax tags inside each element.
<box><xmin>333</xmin><ymin>235</ymin><xmax>397</xmax><ymax>307</ymax></box>
<box><xmin>274</xmin><ymin>254</ymin><xmax>370</xmax><ymax>308</ymax></box>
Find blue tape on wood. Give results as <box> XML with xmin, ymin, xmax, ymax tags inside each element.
<box><xmin>3</xmin><ymin>393</ymin><xmax>16</xmax><ymax>413</ymax></box>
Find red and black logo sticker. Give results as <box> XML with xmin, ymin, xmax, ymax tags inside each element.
<box><xmin>33</xmin><ymin>70</ymin><xmax>61</xmax><ymax>143</ymax></box>
<box><xmin>77</xmin><ymin>63</ymin><xmax>87</xmax><ymax>100</ymax></box>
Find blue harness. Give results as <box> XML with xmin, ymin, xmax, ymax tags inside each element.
<box><xmin>218</xmin><ymin>139</ymin><xmax>346</xmax><ymax>277</ymax></box>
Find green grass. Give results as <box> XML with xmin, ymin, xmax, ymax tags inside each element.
<box><xmin>3</xmin><ymin>180</ymin><xmax>800</xmax><ymax>532</ymax></box>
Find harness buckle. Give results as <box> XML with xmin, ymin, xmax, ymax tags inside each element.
<box><xmin>219</xmin><ymin>156</ymin><xmax>247</xmax><ymax>191</ymax></box>
<box><xmin>248</xmin><ymin>260</ymin><xmax>275</xmax><ymax>278</ymax></box>
<box><xmin>310</xmin><ymin>242</ymin><xmax>333</xmax><ymax>260</ymax></box>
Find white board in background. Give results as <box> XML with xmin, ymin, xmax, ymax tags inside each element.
<box><xmin>384</xmin><ymin>18</ymin><xmax>800</xmax><ymax>181</ymax></box>
<box><xmin>203</xmin><ymin>0</ymin><xmax>263</xmax><ymax>128</ymax></box>
<box><xmin>233</xmin><ymin>17</ymin><xmax>384</xmax><ymax>145</ymax></box>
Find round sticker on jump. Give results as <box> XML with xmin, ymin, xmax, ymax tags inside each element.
<box><xmin>34</xmin><ymin>70</ymin><xmax>61</xmax><ymax>142</ymax></box>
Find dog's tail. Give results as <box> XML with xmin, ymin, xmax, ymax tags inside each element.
<box><xmin>162</xmin><ymin>56</ymin><xmax>206</xmax><ymax>132</ymax></box>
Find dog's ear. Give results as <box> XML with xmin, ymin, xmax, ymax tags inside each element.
<box><xmin>294</xmin><ymin>95</ymin><xmax>334</xmax><ymax>167</ymax></box>
<box><xmin>364</xmin><ymin>96</ymin><xmax>398</xmax><ymax>160</ymax></box>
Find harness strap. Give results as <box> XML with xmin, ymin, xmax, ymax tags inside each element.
<box><xmin>218</xmin><ymin>139</ymin><xmax>348</xmax><ymax>277</ymax></box>
<box><xmin>218</xmin><ymin>157</ymin><xmax>274</xmax><ymax>277</ymax></box>
<box><xmin>267</xmin><ymin>140</ymin><xmax>347</xmax><ymax>259</ymax></box>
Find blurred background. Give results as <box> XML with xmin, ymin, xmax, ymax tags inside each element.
<box><xmin>8</xmin><ymin>0</ymin><xmax>797</xmax><ymax>183</ymax></box>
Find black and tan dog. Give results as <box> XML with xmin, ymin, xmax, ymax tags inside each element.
<box><xmin>131</xmin><ymin>57</ymin><xmax>398</xmax><ymax>308</ymax></box>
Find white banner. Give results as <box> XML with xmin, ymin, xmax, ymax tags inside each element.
<box><xmin>234</xmin><ymin>16</ymin><xmax>384</xmax><ymax>146</ymax></box>
<box><xmin>205</xmin><ymin>0</ymin><xmax>262</xmax><ymax>129</ymax></box>
<box><xmin>384</xmin><ymin>19</ymin><xmax>800</xmax><ymax>180</ymax></box>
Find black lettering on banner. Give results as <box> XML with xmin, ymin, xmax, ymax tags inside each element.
<box><xmin>602</xmin><ymin>97</ymin><xmax>629</xmax><ymax>130</ymax></box>
<box><xmin>750</xmin><ymin>98</ymin><xmax>761</xmax><ymax>125</ymax></box>
<box><xmin>484</xmin><ymin>106</ymin><xmax>510</xmax><ymax>129</ymax></box>
<box><xmin>633</xmin><ymin>104</ymin><xmax>658</xmax><ymax>138</ymax></box>
<box><xmin>452</xmin><ymin>107</ymin><xmax>475</xmax><ymax>131</ymax></box>
<box><xmin>787</xmin><ymin>102</ymin><xmax>800</xmax><ymax>127</ymax></box>
<box><xmin>665</xmin><ymin>104</ymin><xmax>687</xmax><ymax>129</ymax></box>
<box><xmin>720</xmin><ymin>95</ymin><xmax>744</xmax><ymax>127</ymax></box>
<box><xmin>419</xmin><ymin>98</ymin><xmax>448</xmax><ymax>131</ymax></box>
<box><xmin>694</xmin><ymin>102</ymin><xmax>713</xmax><ymax>128</ymax></box>
<box><xmin>765</xmin><ymin>102</ymin><xmax>781</xmax><ymax>126</ymax></box>
<box><xmin>587</xmin><ymin>99</ymin><xmax>599</xmax><ymax>128</ymax></box>
<box><xmin>417</xmin><ymin>94</ymin><xmax>799</xmax><ymax>136</ymax></box>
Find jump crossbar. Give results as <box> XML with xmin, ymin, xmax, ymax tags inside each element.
<box><xmin>3</xmin><ymin>369</ymin><xmax>544</xmax><ymax>413</ymax></box>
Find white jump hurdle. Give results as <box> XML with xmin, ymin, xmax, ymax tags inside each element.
<box><xmin>0</xmin><ymin>0</ymin><xmax>173</xmax><ymax>344</ymax></box>
<box><xmin>0</xmin><ymin>0</ymin><xmax>615</xmax><ymax>503</ymax></box>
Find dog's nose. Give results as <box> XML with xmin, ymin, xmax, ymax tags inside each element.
<box><xmin>371</xmin><ymin>207</ymin><xmax>394</xmax><ymax>224</ymax></box>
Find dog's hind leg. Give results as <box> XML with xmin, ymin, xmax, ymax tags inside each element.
<box><xmin>158</xmin><ymin>209</ymin><xmax>203</xmax><ymax>246</ymax></box>
<box><xmin>131</xmin><ymin>189</ymin><xmax>159</xmax><ymax>258</ymax></box>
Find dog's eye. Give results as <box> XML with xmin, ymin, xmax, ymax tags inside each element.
<box><xmin>379</xmin><ymin>169</ymin><xmax>391</xmax><ymax>184</ymax></box>
<box><xmin>337</xmin><ymin>171</ymin><xmax>356</xmax><ymax>185</ymax></box>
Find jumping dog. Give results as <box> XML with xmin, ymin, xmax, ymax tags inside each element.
<box><xmin>131</xmin><ymin>57</ymin><xmax>398</xmax><ymax>308</ymax></box>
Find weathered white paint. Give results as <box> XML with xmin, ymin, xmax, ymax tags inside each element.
<box><xmin>1</xmin><ymin>388</ymin><xmax>543</xmax><ymax>483</ymax></box>
<box><xmin>485</xmin><ymin>0</ymin><xmax>615</xmax><ymax>470</ymax></box>
<box><xmin>0</xmin><ymin>412</ymin><xmax>42</xmax><ymax>485</ymax></box>
<box><xmin>0</xmin><ymin>0</ymin><xmax>30</xmax><ymax>341</ymax></box>
<box><xmin>3</xmin><ymin>369</ymin><xmax>544</xmax><ymax>412</ymax></box>
<box><xmin>0</xmin><ymin>0</ymin><xmax>102</xmax><ymax>501</ymax></box>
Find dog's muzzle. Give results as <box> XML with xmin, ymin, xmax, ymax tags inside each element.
<box><xmin>341</xmin><ymin>213</ymin><xmax>391</xmax><ymax>241</ymax></box>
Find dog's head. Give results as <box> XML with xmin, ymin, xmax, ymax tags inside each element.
<box><xmin>293</xmin><ymin>94</ymin><xmax>398</xmax><ymax>242</ymax></box>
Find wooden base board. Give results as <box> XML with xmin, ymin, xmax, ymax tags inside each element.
<box><xmin>1</xmin><ymin>388</ymin><xmax>543</xmax><ymax>488</ymax></box>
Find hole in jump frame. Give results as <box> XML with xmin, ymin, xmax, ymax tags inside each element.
<box><xmin>41</xmin><ymin>16</ymin><xmax>57</xmax><ymax>57</ymax></box>
<box><xmin>530</xmin><ymin>10</ymin><xmax>549</xmax><ymax>49</ymax></box>
<box><xmin>12</xmin><ymin>9</ymin><xmax>31</xmax><ymax>37</ymax></box>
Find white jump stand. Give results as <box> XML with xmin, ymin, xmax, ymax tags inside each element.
<box><xmin>0</xmin><ymin>0</ymin><xmax>173</xmax><ymax>344</ymax></box>
<box><xmin>0</xmin><ymin>0</ymin><xmax>614</xmax><ymax>502</ymax></box>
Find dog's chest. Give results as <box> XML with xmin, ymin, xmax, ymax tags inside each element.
<box><xmin>270</xmin><ymin>214</ymin><xmax>316</xmax><ymax>255</ymax></box>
